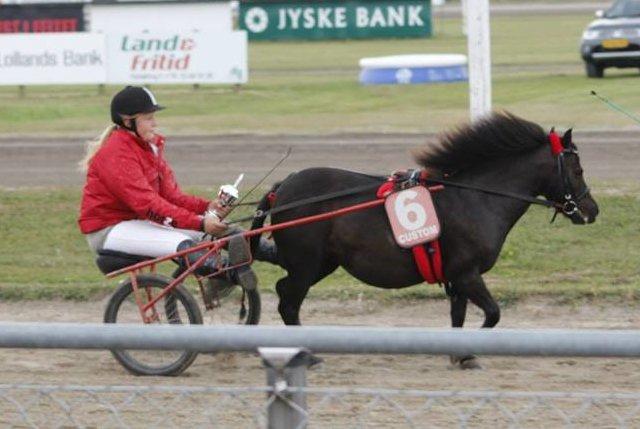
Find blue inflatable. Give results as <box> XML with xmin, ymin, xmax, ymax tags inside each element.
<box><xmin>359</xmin><ymin>54</ymin><xmax>468</xmax><ymax>85</ymax></box>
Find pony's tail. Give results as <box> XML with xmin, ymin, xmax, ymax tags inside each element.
<box><xmin>78</xmin><ymin>125</ymin><xmax>116</xmax><ymax>172</ymax></box>
<box><xmin>249</xmin><ymin>181</ymin><xmax>282</xmax><ymax>256</ymax></box>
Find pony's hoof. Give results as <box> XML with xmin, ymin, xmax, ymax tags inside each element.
<box><xmin>449</xmin><ymin>355</ymin><xmax>483</xmax><ymax>370</ymax></box>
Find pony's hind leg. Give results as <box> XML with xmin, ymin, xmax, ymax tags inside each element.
<box><xmin>276</xmin><ymin>276</ymin><xmax>308</xmax><ymax>325</ymax></box>
<box><xmin>276</xmin><ymin>263</ymin><xmax>338</xmax><ymax>325</ymax></box>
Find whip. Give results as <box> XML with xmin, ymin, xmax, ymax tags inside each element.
<box><xmin>590</xmin><ymin>90</ymin><xmax>640</xmax><ymax>125</ymax></box>
<box><xmin>225</xmin><ymin>146</ymin><xmax>293</xmax><ymax>218</ymax></box>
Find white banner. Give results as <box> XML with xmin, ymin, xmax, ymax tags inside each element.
<box><xmin>0</xmin><ymin>31</ymin><xmax>248</xmax><ymax>85</ymax></box>
<box><xmin>88</xmin><ymin>3</ymin><xmax>232</xmax><ymax>34</ymax></box>
<box><xmin>106</xmin><ymin>31</ymin><xmax>248</xmax><ymax>84</ymax></box>
<box><xmin>0</xmin><ymin>33</ymin><xmax>106</xmax><ymax>85</ymax></box>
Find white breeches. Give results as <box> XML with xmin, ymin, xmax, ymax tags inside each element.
<box><xmin>88</xmin><ymin>220</ymin><xmax>205</xmax><ymax>257</ymax></box>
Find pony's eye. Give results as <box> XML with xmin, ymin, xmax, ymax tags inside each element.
<box><xmin>575</xmin><ymin>168</ymin><xmax>583</xmax><ymax>177</ymax></box>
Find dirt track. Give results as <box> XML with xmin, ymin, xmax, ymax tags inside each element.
<box><xmin>1</xmin><ymin>296</ymin><xmax>639</xmax><ymax>392</ymax></box>
<box><xmin>0</xmin><ymin>131</ymin><xmax>638</xmax><ymax>188</ymax></box>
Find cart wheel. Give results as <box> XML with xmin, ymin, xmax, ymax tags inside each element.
<box><xmin>104</xmin><ymin>274</ymin><xmax>202</xmax><ymax>376</ymax></box>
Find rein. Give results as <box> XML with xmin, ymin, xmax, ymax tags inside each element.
<box><xmin>227</xmin><ymin>172</ymin><xmax>561</xmax><ymax>225</ymax></box>
<box><xmin>228</xmin><ymin>182</ymin><xmax>383</xmax><ymax>224</ymax></box>
<box><xmin>423</xmin><ymin>177</ymin><xmax>559</xmax><ymax>209</ymax></box>
<box><xmin>227</xmin><ymin>132</ymin><xmax>587</xmax><ymax>225</ymax></box>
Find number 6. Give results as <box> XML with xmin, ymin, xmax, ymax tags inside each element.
<box><xmin>394</xmin><ymin>190</ymin><xmax>427</xmax><ymax>231</ymax></box>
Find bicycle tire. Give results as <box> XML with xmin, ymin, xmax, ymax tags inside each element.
<box><xmin>103</xmin><ymin>274</ymin><xmax>202</xmax><ymax>376</ymax></box>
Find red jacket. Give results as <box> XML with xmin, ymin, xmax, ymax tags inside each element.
<box><xmin>78</xmin><ymin>128</ymin><xmax>209</xmax><ymax>234</ymax></box>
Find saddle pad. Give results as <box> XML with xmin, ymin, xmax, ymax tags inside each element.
<box><xmin>384</xmin><ymin>186</ymin><xmax>440</xmax><ymax>249</ymax></box>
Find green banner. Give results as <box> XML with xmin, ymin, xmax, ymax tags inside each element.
<box><xmin>239</xmin><ymin>0</ymin><xmax>431</xmax><ymax>40</ymax></box>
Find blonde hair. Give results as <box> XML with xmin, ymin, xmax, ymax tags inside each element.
<box><xmin>78</xmin><ymin>125</ymin><xmax>116</xmax><ymax>172</ymax></box>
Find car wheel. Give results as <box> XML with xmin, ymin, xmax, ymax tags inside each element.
<box><xmin>586</xmin><ymin>61</ymin><xmax>604</xmax><ymax>78</ymax></box>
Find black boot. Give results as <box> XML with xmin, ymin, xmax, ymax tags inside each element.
<box><xmin>176</xmin><ymin>240</ymin><xmax>220</xmax><ymax>276</ymax></box>
<box><xmin>224</xmin><ymin>226</ymin><xmax>279</xmax><ymax>265</ymax></box>
<box><xmin>228</xmin><ymin>235</ymin><xmax>258</xmax><ymax>290</ymax></box>
<box><xmin>178</xmin><ymin>239</ymin><xmax>258</xmax><ymax>291</ymax></box>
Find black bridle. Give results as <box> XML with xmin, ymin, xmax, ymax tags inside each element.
<box><xmin>554</xmin><ymin>147</ymin><xmax>591</xmax><ymax>219</ymax></box>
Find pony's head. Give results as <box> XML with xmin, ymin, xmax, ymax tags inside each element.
<box><xmin>412</xmin><ymin>111</ymin><xmax>599</xmax><ymax>225</ymax></box>
<box><xmin>544</xmin><ymin>128</ymin><xmax>599</xmax><ymax>224</ymax></box>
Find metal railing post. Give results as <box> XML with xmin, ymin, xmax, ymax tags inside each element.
<box><xmin>259</xmin><ymin>347</ymin><xmax>321</xmax><ymax>429</ymax></box>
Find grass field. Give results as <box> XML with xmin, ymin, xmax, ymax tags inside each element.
<box><xmin>1</xmin><ymin>10</ymin><xmax>639</xmax><ymax>302</ymax></box>
<box><xmin>1</xmin><ymin>14</ymin><xmax>640</xmax><ymax>135</ymax></box>
<box><xmin>0</xmin><ymin>184</ymin><xmax>638</xmax><ymax>302</ymax></box>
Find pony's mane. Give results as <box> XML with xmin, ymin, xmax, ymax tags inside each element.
<box><xmin>413</xmin><ymin>112</ymin><xmax>547</xmax><ymax>175</ymax></box>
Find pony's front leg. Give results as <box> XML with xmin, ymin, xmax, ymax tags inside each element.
<box><xmin>448</xmin><ymin>285</ymin><xmax>480</xmax><ymax>369</ymax></box>
<box><xmin>447</xmin><ymin>274</ymin><xmax>499</xmax><ymax>369</ymax></box>
<box><xmin>466</xmin><ymin>275</ymin><xmax>500</xmax><ymax>329</ymax></box>
<box><xmin>449</xmin><ymin>287</ymin><xmax>467</xmax><ymax>328</ymax></box>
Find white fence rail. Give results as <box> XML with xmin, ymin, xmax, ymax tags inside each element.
<box><xmin>1</xmin><ymin>322</ymin><xmax>639</xmax><ymax>357</ymax></box>
<box><xmin>1</xmin><ymin>323</ymin><xmax>640</xmax><ymax>428</ymax></box>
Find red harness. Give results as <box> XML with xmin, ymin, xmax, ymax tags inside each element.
<box><xmin>266</xmin><ymin>173</ymin><xmax>446</xmax><ymax>285</ymax></box>
<box><xmin>411</xmin><ymin>241</ymin><xmax>445</xmax><ymax>284</ymax></box>
<box><xmin>377</xmin><ymin>173</ymin><xmax>446</xmax><ymax>285</ymax></box>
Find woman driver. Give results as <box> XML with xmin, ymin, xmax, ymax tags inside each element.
<box><xmin>77</xmin><ymin>85</ymin><xmax>276</xmax><ymax>289</ymax></box>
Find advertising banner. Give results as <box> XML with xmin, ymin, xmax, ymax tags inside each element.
<box><xmin>239</xmin><ymin>0</ymin><xmax>431</xmax><ymax>40</ymax></box>
<box><xmin>106</xmin><ymin>31</ymin><xmax>247</xmax><ymax>84</ymax></box>
<box><xmin>0</xmin><ymin>33</ymin><xmax>106</xmax><ymax>85</ymax></box>
<box><xmin>88</xmin><ymin>3</ymin><xmax>232</xmax><ymax>34</ymax></box>
<box><xmin>0</xmin><ymin>4</ymin><xmax>84</xmax><ymax>33</ymax></box>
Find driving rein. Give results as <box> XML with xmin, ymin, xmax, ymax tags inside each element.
<box><xmin>230</xmin><ymin>139</ymin><xmax>589</xmax><ymax>225</ymax></box>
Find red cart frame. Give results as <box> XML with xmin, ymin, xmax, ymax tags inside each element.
<box><xmin>106</xmin><ymin>198</ymin><xmax>388</xmax><ymax>323</ymax></box>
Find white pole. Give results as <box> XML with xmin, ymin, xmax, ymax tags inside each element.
<box><xmin>461</xmin><ymin>0</ymin><xmax>468</xmax><ymax>35</ymax></box>
<box><xmin>465</xmin><ymin>0</ymin><xmax>492</xmax><ymax>121</ymax></box>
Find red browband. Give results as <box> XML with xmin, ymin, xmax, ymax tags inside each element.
<box><xmin>548</xmin><ymin>130</ymin><xmax>563</xmax><ymax>156</ymax></box>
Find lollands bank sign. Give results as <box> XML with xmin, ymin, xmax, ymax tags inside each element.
<box><xmin>0</xmin><ymin>33</ymin><xmax>105</xmax><ymax>85</ymax></box>
<box><xmin>239</xmin><ymin>0</ymin><xmax>431</xmax><ymax>40</ymax></box>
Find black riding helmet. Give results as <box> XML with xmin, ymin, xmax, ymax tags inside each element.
<box><xmin>110</xmin><ymin>86</ymin><xmax>165</xmax><ymax>134</ymax></box>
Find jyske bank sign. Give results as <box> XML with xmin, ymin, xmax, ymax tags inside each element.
<box><xmin>240</xmin><ymin>0</ymin><xmax>431</xmax><ymax>40</ymax></box>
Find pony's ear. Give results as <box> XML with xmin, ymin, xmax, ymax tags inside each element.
<box><xmin>562</xmin><ymin>128</ymin><xmax>573</xmax><ymax>146</ymax></box>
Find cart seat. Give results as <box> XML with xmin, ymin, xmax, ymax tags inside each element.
<box><xmin>96</xmin><ymin>249</ymin><xmax>153</xmax><ymax>275</ymax></box>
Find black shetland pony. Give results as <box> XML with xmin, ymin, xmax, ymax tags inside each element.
<box><xmin>251</xmin><ymin>112</ymin><xmax>599</xmax><ymax>368</ymax></box>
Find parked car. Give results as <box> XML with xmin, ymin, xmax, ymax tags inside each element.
<box><xmin>580</xmin><ymin>0</ymin><xmax>640</xmax><ymax>78</ymax></box>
